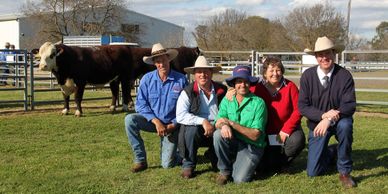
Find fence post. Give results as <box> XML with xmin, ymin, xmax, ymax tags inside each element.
<box><xmin>30</xmin><ymin>52</ymin><xmax>35</xmax><ymax>110</ymax></box>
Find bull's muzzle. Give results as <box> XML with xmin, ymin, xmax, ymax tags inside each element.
<box><xmin>39</xmin><ymin>63</ymin><xmax>48</xmax><ymax>71</ymax></box>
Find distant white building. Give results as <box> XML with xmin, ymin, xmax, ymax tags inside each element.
<box><xmin>0</xmin><ymin>8</ymin><xmax>184</xmax><ymax>50</ymax></box>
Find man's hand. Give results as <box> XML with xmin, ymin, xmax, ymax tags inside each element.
<box><xmin>277</xmin><ymin>131</ymin><xmax>289</xmax><ymax>143</ymax></box>
<box><xmin>322</xmin><ymin>109</ymin><xmax>340</xmax><ymax>122</ymax></box>
<box><xmin>202</xmin><ymin>119</ymin><xmax>214</xmax><ymax>137</ymax></box>
<box><xmin>225</xmin><ymin>88</ymin><xmax>236</xmax><ymax>101</ymax></box>
<box><xmin>313</xmin><ymin>119</ymin><xmax>331</xmax><ymax>137</ymax></box>
<box><xmin>152</xmin><ymin>118</ymin><xmax>167</xmax><ymax>137</ymax></box>
<box><xmin>166</xmin><ymin>123</ymin><xmax>177</xmax><ymax>134</ymax></box>
<box><xmin>220</xmin><ymin>124</ymin><xmax>233</xmax><ymax>139</ymax></box>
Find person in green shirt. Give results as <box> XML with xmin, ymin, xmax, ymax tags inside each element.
<box><xmin>213</xmin><ymin>65</ymin><xmax>267</xmax><ymax>185</ymax></box>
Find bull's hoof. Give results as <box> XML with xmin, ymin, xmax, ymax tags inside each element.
<box><xmin>122</xmin><ymin>104</ymin><xmax>129</xmax><ymax>112</ymax></box>
<box><xmin>61</xmin><ymin>108</ymin><xmax>69</xmax><ymax>115</ymax></box>
<box><xmin>75</xmin><ymin>110</ymin><xmax>82</xmax><ymax>117</ymax></box>
<box><xmin>109</xmin><ymin>105</ymin><xmax>117</xmax><ymax>112</ymax></box>
<box><xmin>129</xmin><ymin>102</ymin><xmax>135</xmax><ymax>109</ymax></box>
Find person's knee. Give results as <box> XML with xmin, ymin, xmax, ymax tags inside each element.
<box><xmin>125</xmin><ymin>114</ymin><xmax>139</xmax><ymax>132</ymax></box>
<box><xmin>213</xmin><ymin>129</ymin><xmax>222</xmax><ymax>143</ymax></box>
<box><xmin>284</xmin><ymin>131</ymin><xmax>306</xmax><ymax>157</ymax></box>
<box><xmin>184</xmin><ymin>126</ymin><xmax>200</xmax><ymax>138</ymax></box>
<box><xmin>233</xmin><ymin>173</ymin><xmax>251</xmax><ymax>183</ymax></box>
<box><xmin>336</xmin><ymin>118</ymin><xmax>353</xmax><ymax>138</ymax></box>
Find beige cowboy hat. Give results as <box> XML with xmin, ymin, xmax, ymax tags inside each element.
<box><xmin>143</xmin><ymin>43</ymin><xmax>178</xmax><ymax>65</ymax></box>
<box><xmin>183</xmin><ymin>56</ymin><xmax>221</xmax><ymax>74</ymax></box>
<box><xmin>304</xmin><ymin>36</ymin><xmax>344</xmax><ymax>55</ymax></box>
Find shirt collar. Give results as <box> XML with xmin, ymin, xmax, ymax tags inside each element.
<box><xmin>197</xmin><ymin>82</ymin><xmax>215</xmax><ymax>94</ymax></box>
<box><xmin>317</xmin><ymin>65</ymin><xmax>334</xmax><ymax>80</ymax></box>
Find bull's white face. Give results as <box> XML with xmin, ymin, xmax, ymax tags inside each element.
<box><xmin>38</xmin><ymin>42</ymin><xmax>58</xmax><ymax>71</ymax></box>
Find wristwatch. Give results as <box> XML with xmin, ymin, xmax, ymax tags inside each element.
<box><xmin>327</xmin><ymin>117</ymin><xmax>336</xmax><ymax>126</ymax></box>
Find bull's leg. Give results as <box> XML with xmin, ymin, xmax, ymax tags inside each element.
<box><xmin>109</xmin><ymin>80</ymin><xmax>119</xmax><ymax>112</ymax></box>
<box><xmin>128</xmin><ymin>80</ymin><xmax>135</xmax><ymax>109</ymax></box>
<box><xmin>62</xmin><ymin>93</ymin><xmax>70</xmax><ymax>115</ymax></box>
<box><xmin>74</xmin><ymin>84</ymin><xmax>85</xmax><ymax>117</ymax></box>
<box><xmin>121</xmin><ymin>79</ymin><xmax>132</xmax><ymax>112</ymax></box>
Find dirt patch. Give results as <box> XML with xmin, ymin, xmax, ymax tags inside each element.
<box><xmin>354</xmin><ymin>111</ymin><xmax>388</xmax><ymax>118</ymax></box>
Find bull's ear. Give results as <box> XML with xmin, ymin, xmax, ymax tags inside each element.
<box><xmin>56</xmin><ymin>47</ymin><xmax>64</xmax><ymax>57</ymax></box>
<box><xmin>196</xmin><ymin>47</ymin><xmax>202</xmax><ymax>56</ymax></box>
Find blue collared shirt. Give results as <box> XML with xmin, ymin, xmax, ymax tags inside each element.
<box><xmin>176</xmin><ymin>83</ymin><xmax>218</xmax><ymax>125</ymax></box>
<box><xmin>135</xmin><ymin>69</ymin><xmax>188</xmax><ymax>125</ymax></box>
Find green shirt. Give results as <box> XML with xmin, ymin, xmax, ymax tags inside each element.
<box><xmin>216</xmin><ymin>93</ymin><xmax>267</xmax><ymax>148</ymax></box>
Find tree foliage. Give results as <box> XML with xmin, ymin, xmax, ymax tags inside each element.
<box><xmin>21</xmin><ymin>0</ymin><xmax>128</xmax><ymax>47</ymax></box>
<box><xmin>193</xmin><ymin>3</ymin><xmax>348</xmax><ymax>52</ymax></box>
<box><xmin>282</xmin><ymin>2</ymin><xmax>347</xmax><ymax>51</ymax></box>
<box><xmin>371</xmin><ymin>21</ymin><xmax>388</xmax><ymax>50</ymax></box>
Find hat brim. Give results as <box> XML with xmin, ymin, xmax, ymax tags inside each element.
<box><xmin>184</xmin><ymin>66</ymin><xmax>222</xmax><ymax>74</ymax></box>
<box><xmin>225</xmin><ymin>75</ymin><xmax>258</xmax><ymax>87</ymax></box>
<box><xmin>143</xmin><ymin>49</ymin><xmax>178</xmax><ymax>65</ymax></box>
<box><xmin>304</xmin><ymin>45</ymin><xmax>344</xmax><ymax>55</ymax></box>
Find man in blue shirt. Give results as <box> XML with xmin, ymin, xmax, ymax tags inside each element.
<box><xmin>0</xmin><ymin>42</ymin><xmax>10</xmax><ymax>85</ymax></box>
<box><xmin>124</xmin><ymin>43</ymin><xmax>188</xmax><ymax>173</ymax></box>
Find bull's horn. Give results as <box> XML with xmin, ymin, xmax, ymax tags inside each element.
<box><xmin>54</xmin><ymin>41</ymin><xmax>62</xmax><ymax>45</ymax></box>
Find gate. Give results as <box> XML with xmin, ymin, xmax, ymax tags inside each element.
<box><xmin>0</xmin><ymin>49</ymin><xmax>30</xmax><ymax>110</ymax></box>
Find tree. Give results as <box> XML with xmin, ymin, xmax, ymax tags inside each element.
<box><xmin>193</xmin><ymin>9</ymin><xmax>247</xmax><ymax>51</ymax></box>
<box><xmin>21</xmin><ymin>0</ymin><xmax>129</xmax><ymax>48</ymax></box>
<box><xmin>371</xmin><ymin>21</ymin><xmax>388</xmax><ymax>50</ymax></box>
<box><xmin>282</xmin><ymin>2</ymin><xmax>347</xmax><ymax>51</ymax></box>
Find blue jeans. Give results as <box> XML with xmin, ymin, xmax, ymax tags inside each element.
<box><xmin>124</xmin><ymin>113</ymin><xmax>180</xmax><ymax>168</ymax></box>
<box><xmin>307</xmin><ymin>117</ymin><xmax>353</xmax><ymax>176</ymax></box>
<box><xmin>180</xmin><ymin>125</ymin><xmax>215</xmax><ymax>169</ymax></box>
<box><xmin>213</xmin><ymin>129</ymin><xmax>264</xmax><ymax>183</ymax></box>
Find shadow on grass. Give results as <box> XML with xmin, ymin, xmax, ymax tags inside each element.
<box><xmin>352</xmin><ymin>148</ymin><xmax>388</xmax><ymax>182</ymax></box>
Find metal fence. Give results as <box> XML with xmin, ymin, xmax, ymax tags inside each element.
<box><xmin>0</xmin><ymin>49</ymin><xmax>30</xmax><ymax>110</ymax></box>
<box><xmin>203</xmin><ymin>50</ymin><xmax>388</xmax><ymax>106</ymax></box>
<box><xmin>1</xmin><ymin>49</ymin><xmax>388</xmax><ymax>111</ymax></box>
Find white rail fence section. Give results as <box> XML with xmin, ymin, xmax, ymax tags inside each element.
<box><xmin>1</xmin><ymin>49</ymin><xmax>388</xmax><ymax>111</ymax></box>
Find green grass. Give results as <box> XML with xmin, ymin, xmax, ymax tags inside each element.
<box><xmin>0</xmin><ymin>109</ymin><xmax>387</xmax><ymax>193</ymax></box>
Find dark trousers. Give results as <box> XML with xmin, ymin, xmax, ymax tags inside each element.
<box><xmin>179</xmin><ymin>125</ymin><xmax>216</xmax><ymax>169</ymax></box>
<box><xmin>307</xmin><ymin>117</ymin><xmax>353</xmax><ymax>176</ymax></box>
<box><xmin>258</xmin><ymin>126</ymin><xmax>306</xmax><ymax>172</ymax></box>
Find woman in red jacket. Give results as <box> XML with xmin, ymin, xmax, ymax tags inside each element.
<box><xmin>226</xmin><ymin>57</ymin><xmax>305</xmax><ymax>174</ymax></box>
<box><xmin>252</xmin><ymin>56</ymin><xmax>305</xmax><ymax>173</ymax></box>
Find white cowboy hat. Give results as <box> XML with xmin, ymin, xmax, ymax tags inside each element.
<box><xmin>143</xmin><ymin>43</ymin><xmax>178</xmax><ymax>65</ymax></box>
<box><xmin>304</xmin><ymin>36</ymin><xmax>344</xmax><ymax>55</ymax></box>
<box><xmin>183</xmin><ymin>56</ymin><xmax>221</xmax><ymax>74</ymax></box>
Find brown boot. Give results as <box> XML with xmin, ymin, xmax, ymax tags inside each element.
<box><xmin>181</xmin><ymin>168</ymin><xmax>194</xmax><ymax>179</ymax></box>
<box><xmin>339</xmin><ymin>173</ymin><xmax>357</xmax><ymax>188</ymax></box>
<box><xmin>216</xmin><ymin>174</ymin><xmax>230</xmax><ymax>185</ymax></box>
<box><xmin>131</xmin><ymin>162</ymin><xmax>148</xmax><ymax>173</ymax></box>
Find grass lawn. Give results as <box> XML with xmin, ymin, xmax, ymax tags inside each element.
<box><xmin>0</xmin><ymin>109</ymin><xmax>387</xmax><ymax>193</ymax></box>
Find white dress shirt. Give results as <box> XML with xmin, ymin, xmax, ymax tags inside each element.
<box><xmin>176</xmin><ymin>83</ymin><xmax>218</xmax><ymax>125</ymax></box>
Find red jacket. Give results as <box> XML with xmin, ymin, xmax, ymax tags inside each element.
<box><xmin>250</xmin><ymin>79</ymin><xmax>301</xmax><ymax>135</ymax></box>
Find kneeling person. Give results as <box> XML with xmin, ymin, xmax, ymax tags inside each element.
<box><xmin>124</xmin><ymin>43</ymin><xmax>188</xmax><ymax>172</ymax></box>
<box><xmin>214</xmin><ymin>65</ymin><xmax>267</xmax><ymax>184</ymax></box>
<box><xmin>176</xmin><ymin>56</ymin><xmax>227</xmax><ymax>179</ymax></box>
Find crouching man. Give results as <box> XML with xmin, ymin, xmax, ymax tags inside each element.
<box><xmin>213</xmin><ymin>65</ymin><xmax>267</xmax><ymax>185</ymax></box>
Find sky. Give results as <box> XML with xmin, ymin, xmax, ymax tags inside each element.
<box><xmin>1</xmin><ymin>0</ymin><xmax>387</xmax><ymax>45</ymax></box>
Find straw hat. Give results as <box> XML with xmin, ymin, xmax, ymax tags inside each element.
<box><xmin>304</xmin><ymin>36</ymin><xmax>343</xmax><ymax>55</ymax></box>
<box><xmin>183</xmin><ymin>56</ymin><xmax>221</xmax><ymax>74</ymax></box>
<box><xmin>143</xmin><ymin>43</ymin><xmax>178</xmax><ymax>65</ymax></box>
<box><xmin>225</xmin><ymin>65</ymin><xmax>258</xmax><ymax>87</ymax></box>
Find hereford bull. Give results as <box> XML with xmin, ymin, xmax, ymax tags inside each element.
<box><xmin>36</xmin><ymin>42</ymin><xmax>199</xmax><ymax>116</ymax></box>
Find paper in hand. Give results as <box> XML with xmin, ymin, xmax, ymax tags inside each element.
<box><xmin>268</xmin><ymin>134</ymin><xmax>284</xmax><ymax>146</ymax></box>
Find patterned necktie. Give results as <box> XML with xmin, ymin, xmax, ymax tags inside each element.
<box><xmin>322</xmin><ymin>76</ymin><xmax>329</xmax><ymax>88</ymax></box>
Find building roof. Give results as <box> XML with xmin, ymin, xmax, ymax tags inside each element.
<box><xmin>0</xmin><ymin>8</ymin><xmax>184</xmax><ymax>30</ymax></box>
<box><xmin>0</xmin><ymin>14</ymin><xmax>23</xmax><ymax>22</ymax></box>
